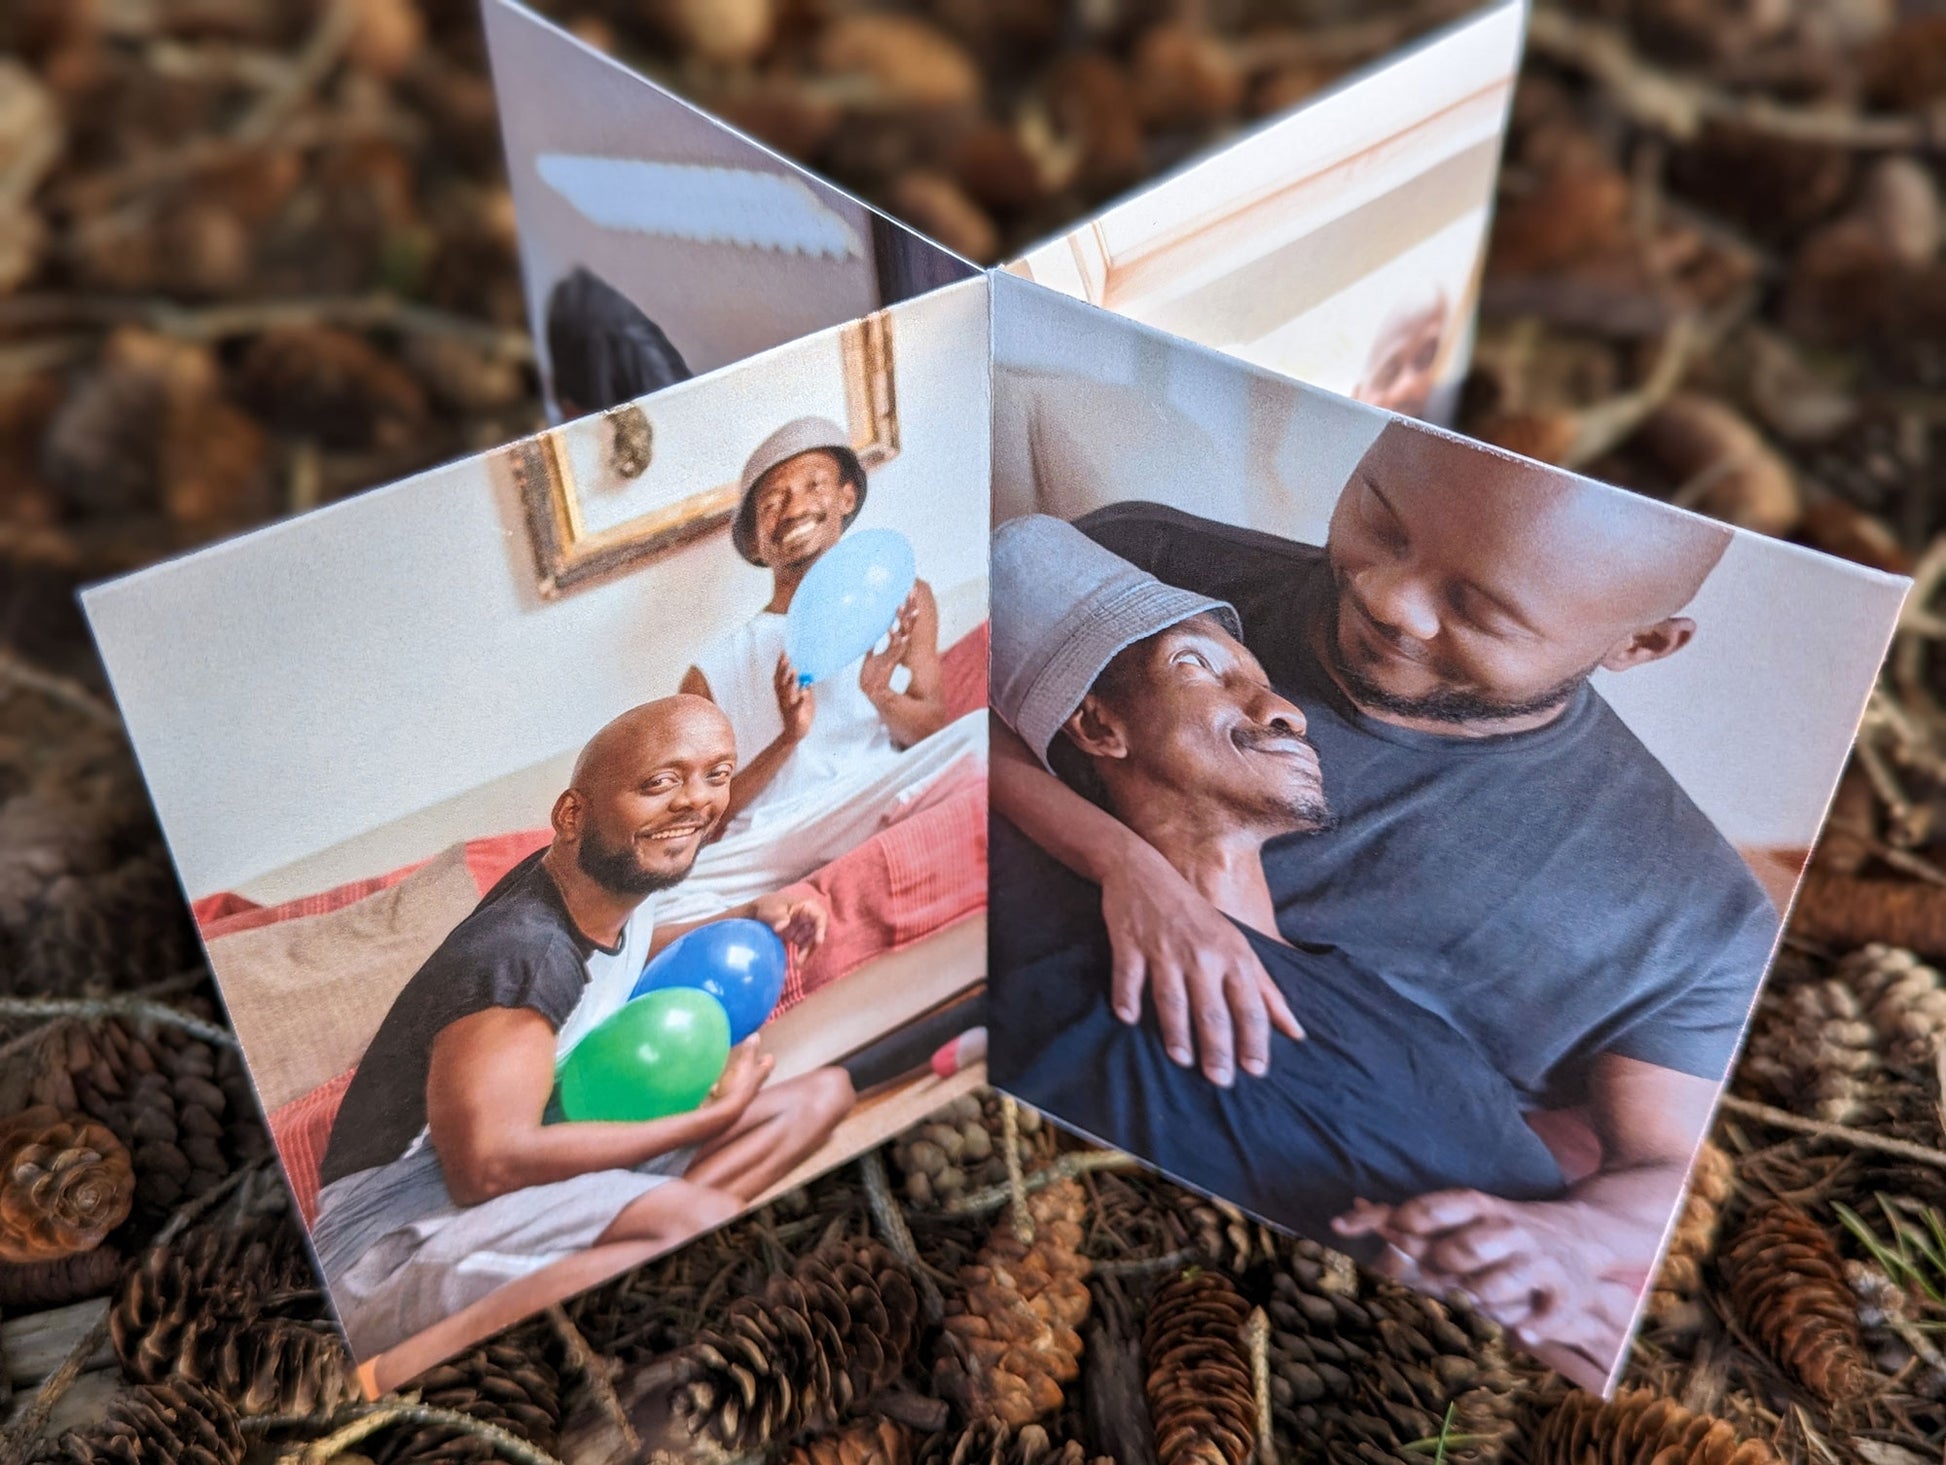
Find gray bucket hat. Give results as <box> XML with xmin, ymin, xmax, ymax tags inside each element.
<box><xmin>991</xmin><ymin>514</ymin><xmax>1243</xmax><ymax>771</ymax></box>
<box><xmin>732</xmin><ymin>415</ymin><xmax>866</xmax><ymax>565</ymax></box>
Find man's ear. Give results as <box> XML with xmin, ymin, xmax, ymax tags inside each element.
<box><xmin>1062</xmin><ymin>694</ymin><xmax>1129</xmax><ymax>761</ymax></box>
<box><xmin>838</xmin><ymin>477</ymin><xmax>859</xmax><ymax>517</ymax></box>
<box><xmin>551</xmin><ymin>788</ymin><xmax>582</xmax><ymax>840</ymax></box>
<box><xmin>1599</xmin><ymin>616</ymin><xmax>1696</xmax><ymax>673</ymax></box>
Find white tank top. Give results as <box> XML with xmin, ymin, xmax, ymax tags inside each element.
<box><xmin>692</xmin><ymin>612</ymin><xmax>904</xmax><ymax>834</ymax></box>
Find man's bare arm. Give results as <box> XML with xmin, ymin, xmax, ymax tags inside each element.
<box><xmin>990</xmin><ymin>714</ymin><xmax>1300</xmax><ymax>1085</ymax></box>
<box><xmin>863</xmin><ymin>581</ymin><xmax>951</xmax><ymax>748</ymax></box>
<box><xmin>427</xmin><ymin>1007</ymin><xmax>770</xmax><ymax>1205</ymax></box>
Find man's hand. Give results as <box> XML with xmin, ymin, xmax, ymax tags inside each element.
<box><xmin>858</xmin><ymin>592</ymin><xmax>918</xmax><ymax>710</ymax></box>
<box><xmin>705</xmin><ymin>1036</ymin><xmax>774</xmax><ymax>1123</ymax></box>
<box><xmin>1100</xmin><ymin>841</ymin><xmax>1303</xmax><ymax>1087</ymax></box>
<box><xmin>1333</xmin><ymin>1191</ymin><xmax>1631</xmax><ymax>1358</ymax></box>
<box><xmin>774</xmin><ymin>651</ymin><xmax>814</xmax><ymax>742</ymax></box>
<box><xmin>751</xmin><ymin>885</ymin><xmax>828</xmax><ymax>955</ymax></box>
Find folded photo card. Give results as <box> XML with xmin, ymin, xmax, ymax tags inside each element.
<box><xmin>984</xmin><ymin>274</ymin><xmax>1908</xmax><ymax>1393</ymax></box>
<box><xmin>75</xmin><ymin>0</ymin><xmax>1908</xmax><ymax>1416</ymax></box>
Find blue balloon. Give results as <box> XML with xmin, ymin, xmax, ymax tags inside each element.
<box><xmin>784</xmin><ymin>528</ymin><xmax>916</xmax><ymax>686</ymax></box>
<box><xmin>631</xmin><ymin>917</ymin><xmax>788</xmax><ymax>1044</ymax></box>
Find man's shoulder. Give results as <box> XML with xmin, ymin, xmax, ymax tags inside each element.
<box><xmin>1076</xmin><ymin>502</ymin><xmax>1324</xmax><ymax>565</ymax></box>
<box><xmin>425</xmin><ymin>864</ymin><xmax>581</xmax><ymax>979</ymax></box>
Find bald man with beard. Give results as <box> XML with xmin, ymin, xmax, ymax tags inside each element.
<box><xmin>991</xmin><ymin>421</ymin><xmax>1776</xmax><ymax>1385</ymax></box>
<box><xmin>311</xmin><ymin>696</ymin><xmax>853</xmax><ymax>1363</ymax></box>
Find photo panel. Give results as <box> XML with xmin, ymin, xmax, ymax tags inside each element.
<box><xmin>984</xmin><ymin>273</ymin><xmax>1907</xmax><ymax>1393</ymax></box>
<box><xmin>1006</xmin><ymin>0</ymin><xmax>1525</xmax><ymax>425</ymax></box>
<box><xmin>83</xmin><ymin>277</ymin><xmax>993</xmax><ymax>1391</ymax></box>
<box><xmin>481</xmin><ymin>0</ymin><xmax>976</xmax><ymax>421</ymax></box>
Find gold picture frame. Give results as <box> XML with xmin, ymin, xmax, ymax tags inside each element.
<box><xmin>512</xmin><ymin>310</ymin><xmax>900</xmax><ymax>599</ymax></box>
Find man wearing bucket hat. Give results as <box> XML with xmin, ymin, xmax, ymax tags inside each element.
<box><xmin>987</xmin><ymin>421</ymin><xmax>1780</xmax><ymax>1381</ymax></box>
<box><xmin>665</xmin><ymin>416</ymin><xmax>985</xmax><ymax>923</ymax></box>
<box><xmin>984</xmin><ymin>513</ymin><xmax>1568</xmax><ymax>1303</ymax></box>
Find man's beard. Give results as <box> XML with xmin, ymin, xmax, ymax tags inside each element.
<box><xmin>576</xmin><ymin>825</ymin><xmax>696</xmax><ymax>897</ymax></box>
<box><xmin>1230</xmin><ymin>726</ymin><xmax>1336</xmax><ymax>833</ymax></box>
<box><xmin>1324</xmin><ymin>594</ymin><xmax>1592</xmax><ymax>726</ymax></box>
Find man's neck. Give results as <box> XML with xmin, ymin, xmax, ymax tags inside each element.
<box><xmin>540</xmin><ymin>845</ymin><xmax>641</xmax><ymax>950</ymax></box>
<box><xmin>763</xmin><ymin>558</ymin><xmax>816</xmax><ymax>616</ymax></box>
<box><xmin>1120</xmin><ymin>798</ymin><xmax>1286</xmax><ymax>944</ymax></box>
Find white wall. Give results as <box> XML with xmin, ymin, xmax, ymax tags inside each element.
<box><xmin>992</xmin><ymin>276</ymin><xmax>1906</xmax><ymax>852</ymax></box>
<box><xmin>88</xmin><ymin>279</ymin><xmax>992</xmax><ymax>898</ymax></box>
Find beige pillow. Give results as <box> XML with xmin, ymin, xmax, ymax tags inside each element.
<box><xmin>208</xmin><ymin>843</ymin><xmax>486</xmax><ymax>1111</ymax></box>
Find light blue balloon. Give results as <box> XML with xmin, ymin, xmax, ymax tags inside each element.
<box><xmin>784</xmin><ymin>528</ymin><xmax>917</xmax><ymax>686</ymax></box>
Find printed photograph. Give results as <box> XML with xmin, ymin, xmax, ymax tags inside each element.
<box><xmin>984</xmin><ymin>276</ymin><xmax>1907</xmax><ymax>1392</ymax></box>
<box><xmin>1004</xmin><ymin>0</ymin><xmax>1521</xmax><ymax>424</ymax></box>
<box><xmin>483</xmin><ymin>0</ymin><xmax>975</xmax><ymax>424</ymax></box>
<box><xmin>83</xmin><ymin>280</ymin><xmax>992</xmax><ymax>1391</ymax></box>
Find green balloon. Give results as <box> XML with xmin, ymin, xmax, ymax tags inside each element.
<box><xmin>558</xmin><ymin>988</ymin><xmax>732</xmax><ymax>1123</ymax></box>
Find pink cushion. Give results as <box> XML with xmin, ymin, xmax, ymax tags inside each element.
<box><xmin>268</xmin><ymin>1068</ymin><xmax>355</xmax><ymax>1226</ymax></box>
<box><xmin>941</xmin><ymin>621</ymin><xmax>989</xmax><ymax>722</ymax></box>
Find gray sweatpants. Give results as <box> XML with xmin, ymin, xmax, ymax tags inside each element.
<box><xmin>310</xmin><ymin>1139</ymin><xmax>693</xmax><ymax>1359</ymax></box>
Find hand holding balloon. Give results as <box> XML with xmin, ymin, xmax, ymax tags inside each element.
<box><xmin>772</xmin><ymin>651</ymin><xmax>815</xmax><ymax>742</ymax></box>
<box><xmin>785</xmin><ymin>528</ymin><xmax>916</xmax><ymax>686</ymax></box>
<box><xmin>558</xmin><ymin>988</ymin><xmax>731</xmax><ymax>1123</ymax></box>
<box><xmin>858</xmin><ymin>589</ymin><xmax>917</xmax><ymax>710</ymax></box>
<box><xmin>752</xmin><ymin>886</ymin><xmax>827</xmax><ymax>957</ymax></box>
<box><xmin>707</xmin><ymin>1036</ymin><xmax>772</xmax><ymax>1116</ymax></box>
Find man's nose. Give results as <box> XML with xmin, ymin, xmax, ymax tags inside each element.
<box><xmin>1253</xmin><ymin>690</ymin><xmax>1308</xmax><ymax>737</ymax></box>
<box><xmin>1354</xmin><ymin>562</ymin><xmax>1440</xmax><ymax>642</ymax></box>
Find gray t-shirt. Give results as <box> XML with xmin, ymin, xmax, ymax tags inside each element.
<box><xmin>1077</xmin><ymin>502</ymin><xmax>1779</xmax><ymax>1108</ymax></box>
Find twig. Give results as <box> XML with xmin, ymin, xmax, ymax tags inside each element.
<box><xmin>1525</xmin><ymin>8</ymin><xmax>1934</xmax><ymax>150</ymax></box>
<box><xmin>1720</xmin><ymin>1095</ymin><xmax>1946</xmax><ymax>1171</ymax></box>
<box><xmin>857</xmin><ymin>1150</ymin><xmax>945</xmax><ymax>1324</ymax></box>
<box><xmin>280</xmin><ymin>1402</ymin><xmax>570</xmax><ymax>1465</ymax></box>
<box><xmin>0</xmin><ymin>650</ymin><xmax>120</xmax><ymax>730</ymax></box>
<box><xmin>0</xmin><ymin>1307</ymin><xmax>110</xmax><ymax>1465</ymax></box>
<box><xmin>233</xmin><ymin>0</ymin><xmax>358</xmax><ymax>145</ymax></box>
<box><xmin>0</xmin><ymin>997</ymin><xmax>238</xmax><ymax>1050</ymax></box>
<box><xmin>1001</xmin><ymin>1094</ymin><xmax>1032</xmax><ymax>1243</ymax></box>
<box><xmin>943</xmin><ymin>1151</ymin><xmax>1143</xmax><ymax>1217</ymax></box>
<box><xmin>1091</xmin><ymin>1246</ymin><xmax>1200</xmax><ymax>1278</ymax></box>
<box><xmin>1247</xmin><ymin>1306</ymin><xmax>1275</xmax><ymax>1465</ymax></box>
<box><xmin>546</xmin><ymin>1304</ymin><xmax>641</xmax><ymax>1458</ymax></box>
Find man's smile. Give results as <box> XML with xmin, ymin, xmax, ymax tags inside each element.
<box><xmin>643</xmin><ymin>821</ymin><xmax>708</xmax><ymax>843</ymax></box>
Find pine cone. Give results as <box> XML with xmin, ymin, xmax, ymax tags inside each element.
<box><xmin>33</xmin><ymin>1015</ymin><xmax>266</xmax><ymax>1236</ymax></box>
<box><xmin>1722</xmin><ymin>1202</ymin><xmax>1873</xmax><ymax>1402</ymax></box>
<box><xmin>893</xmin><ymin>1090</ymin><xmax>1052</xmax><ymax>1209</ymax></box>
<box><xmin>0</xmin><ymin>1105</ymin><xmax>133</xmax><ymax>1261</ymax></box>
<box><xmin>1529</xmin><ymin>1389</ymin><xmax>1780</xmax><ymax>1465</ymax></box>
<box><xmin>20</xmin><ymin>848</ymin><xmax>198</xmax><ymax>999</ymax></box>
<box><xmin>1266</xmin><ymin>1240</ymin><xmax>1518</xmax><ymax>1465</ymax></box>
<box><xmin>114</xmin><ymin>1212</ymin><xmax>355</xmax><ymax>1417</ymax></box>
<box><xmin>676</xmin><ymin>1236</ymin><xmax>923</xmax><ymax>1453</ymax></box>
<box><xmin>0</xmin><ymin>1245</ymin><xmax>123</xmax><ymax>1308</ymax></box>
<box><xmin>783</xmin><ymin>1419</ymin><xmax>916</xmax><ymax>1465</ymax></box>
<box><xmin>918</xmin><ymin>1420</ymin><xmax>1109</xmax><ymax>1465</ymax></box>
<box><xmin>936</xmin><ymin>1178</ymin><xmax>1093</xmax><ymax>1427</ymax></box>
<box><xmin>32</xmin><ymin>1380</ymin><xmax>244</xmax><ymax>1465</ymax></box>
<box><xmin>1172</xmin><ymin>1194</ymin><xmax>1284</xmax><ymax>1275</ymax></box>
<box><xmin>1842</xmin><ymin>944</ymin><xmax>1946</xmax><ymax>1066</ymax></box>
<box><xmin>1144</xmin><ymin>1270</ymin><xmax>1255</xmax><ymax>1465</ymax></box>
<box><xmin>1646</xmin><ymin>1140</ymin><xmax>1735</xmax><ymax>1330</ymax></box>
<box><xmin>1739</xmin><ymin>977</ymin><xmax>1878</xmax><ymax>1124</ymax></box>
<box><xmin>237</xmin><ymin>325</ymin><xmax>428</xmax><ymax>451</ymax></box>
<box><xmin>368</xmin><ymin>1332</ymin><xmax>564</xmax><ymax>1464</ymax></box>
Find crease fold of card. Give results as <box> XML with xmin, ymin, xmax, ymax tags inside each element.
<box><xmin>73</xmin><ymin>0</ymin><xmax>1913</xmax><ymax>1410</ymax></box>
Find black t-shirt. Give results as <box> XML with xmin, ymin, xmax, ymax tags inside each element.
<box><xmin>988</xmin><ymin>820</ymin><xmax>1565</xmax><ymax>1262</ymax></box>
<box><xmin>319</xmin><ymin>851</ymin><xmax>615</xmax><ymax>1185</ymax></box>
<box><xmin>1074</xmin><ymin>502</ymin><xmax>1779</xmax><ymax>1107</ymax></box>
